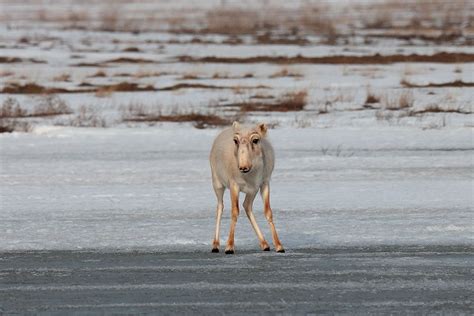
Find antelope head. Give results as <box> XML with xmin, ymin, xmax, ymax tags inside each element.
<box><xmin>232</xmin><ymin>121</ymin><xmax>267</xmax><ymax>174</ymax></box>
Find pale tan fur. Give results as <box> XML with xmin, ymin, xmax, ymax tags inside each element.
<box><xmin>209</xmin><ymin>122</ymin><xmax>284</xmax><ymax>254</ymax></box>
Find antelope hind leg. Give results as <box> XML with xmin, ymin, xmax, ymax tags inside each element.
<box><xmin>244</xmin><ymin>192</ymin><xmax>270</xmax><ymax>251</ymax></box>
<box><xmin>261</xmin><ymin>183</ymin><xmax>285</xmax><ymax>253</ymax></box>
<box><xmin>211</xmin><ymin>186</ymin><xmax>224</xmax><ymax>253</ymax></box>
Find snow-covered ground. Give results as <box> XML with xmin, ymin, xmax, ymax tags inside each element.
<box><xmin>1</xmin><ymin>125</ymin><xmax>472</xmax><ymax>251</ymax></box>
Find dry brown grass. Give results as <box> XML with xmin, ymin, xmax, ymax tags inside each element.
<box><xmin>212</xmin><ymin>72</ymin><xmax>230</xmax><ymax>79</ymax></box>
<box><xmin>181</xmin><ymin>72</ymin><xmax>201</xmax><ymax>80</ymax></box>
<box><xmin>156</xmin><ymin>113</ymin><xmax>232</xmax><ymax>129</ymax></box>
<box><xmin>107</xmin><ymin>57</ymin><xmax>156</xmax><ymax>64</ymax></box>
<box><xmin>94</xmin><ymin>89</ymin><xmax>113</xmax><ymax>98</ymax></box>
<box><xmin>255</xmin><ymin>33</ymin><xmax>310</xmax><ymax>46</ymax></box>
<box><xmin>158</xmin><ymin>83</ymin><xmax>268</xmax><ymax>92</ymax></box>
<box><xmin>250</xmin><ymin>93</ymin><xmax>274</xmax><ymax>100</ymax></box>
<box><xmin>410</xmin><ymin>104</ymin><xmax>471</xmax><ymax>115</ymax></box>
<box><xmin>1</xmin><ymin>81</ymin><xmax>266</xmax><ymax>97</ymax></box>
<box><xmin>211</xmin><ymin>72</ymin><xmax>255</xmax><ymax>80</ymax></box>
<box><xmin>401</xmin><ymin>79</ymin><xmax>474</xmax><ymax>88</ymax></box>
<box><xmin>99</xmin><ymin>6</ymin><xmax>120</xmax><ymax>32</ymax></box>
<box><xmin>269</xmin><ymin>67</ymin><xmax>303</xmax><ymax>78</ymax></box>
<box><xmin>203</xmin><ymin>3</ymin><xmax>338</xmax><ymax>40</ymax></box>
<box><xmin>1</xmin><ymin>82</ymin><xmax>72</xmax><ymax>94</ymax></box>
<box><xmin>0</xmin><ymin>119</ymin><xmax>31</xmax><ymax>133</ymax></box>
<box><xmin>122</xmin><ymin>103</ymin><xmax>234</xmax><ymax>129</ymax></box>
<box><xmin>236</xmin><ymin>90</ymin><xmax>307</xmax><ymax>112</ymax></box>
<box><xmin>112</xmin><ymin>73</ymin><xmax>133</xmax><ymax>78</ymax></box>
<box><xmin>121</xmin><ymin>102</ymin><xmax>151</xmax><ymax>119</ymax></box>
<box><xmin>95</xmin><ymin>82</ymin><xmax>155</xmax><ymax>97</ymax></box>
<box><xmin>53</xmin><ymin>73</ymin><xmax>71</xmax><ymax>82</ymax></box>
<box><xmin>0</xmin><ymin>122</ymin><xmax>15</xmax><ymax>133</ymax></box>
<box><xmin>364</xmin><ymin>7</ymin><xmax>392</xmax><ymax>29</ymax></box>
<box><xmin>67</xmin><ymin>10</ymin><xmax>89</xmax><ymax>29</ymax></box>
<box><xmin>67</xmin><ymin>105</ymin><xmax>107</xmax><ymax>127</ymax></box>
<box><xmin>363</xmin><ymin>0</ymin><xmax>468</xmax><ymax>37</ymax></box>
<box><xmin>328</xmin><ymin>89</ymin><xmax>355</xmax><ymax>103</ymax></box>
<box><xmin>0</xmin><ymin>57</ymin><xmax>45</xmax><ymax>64</ymax></box>
<box><xmin>375</xmin><ymin>109</ymin><xmax>411</xmax><ymax>123</ymax></box>
<box><xmin>73</xmin><ymin>57</ymin><xmax>156</xmax><ymax>68</ymax></box>
<box><xmin>178</xmin><ymin>52</ymin><xmax>474</xmax><ymax>64</ymax></box>
<box><xmin>0</xmin><ymin>97</ymin><xmax>27</xmax><ymax>118</ymax></box>
<box><xmin>133</xmin><ymin>70</ymin><xmax>166</xmax><ymax>78</ymax></box>
<box><xmin>1</xmin><ymin>95</ymin><xmax>71</xmax><ymax>119</ymax></box>
<box><xmin>122</xmin><ymin>47</ymin><xmax>141</xmax><ymax>52</ymax></box>
<box><xmin>299</xmin><ymin>3</ymin><xmax>338</xmax><ymax>43</ymax></box>
<box><xmin>31</xmin><ymin>95</ymin><xmax>73</xmax><ymax>117</ymax></box>
<box><xmin>158</xmin><ymin>83</ymin><xmax>226</xmax><ymax>91</ymax></box>
<box><xmin>165</xmin><ymin>14</ymin><xmax>188</xmax><ymax>33</ymax></box>
<box><xmin>205</xmin><ymin>7</ymin><xmax>261</xmax><ymax>35</ymax></box>
<box><xmin>89</xmin><ymin>70</ymin><xmax>107</xmax><ymax>78</ymax></box>
<box><xmin>317</xmin><ymin>100</ymin><xmax>332</xmax><ymax>114</ymax></box>
<box><xmin>365</xmin><ymin>87</ymin><xmax>381</xmax><ymax>105</ymax></box>
<box><xmin>382</xmin><ymin>90</ymin><xmax>414</xmax><ymax>110</ymax></box>
<box><xmin>396</xmin><ymin>91</ymin><xmax>414</xmax><ymax>110</ymax></box>
<box><xmin>232</xmin><ymin>86</ymin><xmax>246</xmax><ymax>95</ymax></box>
<box><xmin>293</xmin><ymin>116</ymin><xmax>312</xmax><ymax>128</ymax></box>
<box><xmin>375</xmin><ymin>110</ymin><xmax>394</xmax><ymax>121</ymax></box>
<box><xmin>11</xmin><ymin>0</ymin><xmax>468</xmax><ymax>45</ymax></box>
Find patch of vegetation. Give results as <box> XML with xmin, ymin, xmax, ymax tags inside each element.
<box><xmin>382</xmin><ymin>91</ymin><xmax>414</xmax><ymax>110</ymax></box>
<box><xmin>236</xmin><ymin>90</ymin><xmax>307</xmax><ymax>112</ymax></box>
<box><xmin>401</xmin><ymin>79</ymin><xmax>474</xmax><ymax>88</ymax></box>
<box><xmin>122</xmin><ymin>103</ymin><xmax>236</xmax><ymax>129</ymax></box>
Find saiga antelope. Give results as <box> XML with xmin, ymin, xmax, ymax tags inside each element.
<box><xmin>209</xmin><ymin>122</ymin><xmax>285</xmax><ymax>254</ymax></box>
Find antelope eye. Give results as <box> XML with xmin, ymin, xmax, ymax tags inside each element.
<box><xmin>233</xmin><ymin>138</ymin><xmax>239</xmax><ymax>145</ymax></box>
<box><xmin>252</xmin><ymin>138</ymin><xmax>260</xmax><ymax>144</ymax></box>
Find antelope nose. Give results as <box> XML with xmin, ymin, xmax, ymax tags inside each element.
<box><xmin>239</xmin><ymin>167</ymin><xmax>250</xmax><ymax>173</ymax></box>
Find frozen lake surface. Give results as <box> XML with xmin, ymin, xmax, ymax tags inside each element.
<box><xmin>1</xmin><ymin>126</ymin><xmax>472</xmax><ymax>251</ymax></box>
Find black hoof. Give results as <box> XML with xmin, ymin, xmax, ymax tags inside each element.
<box><xmin>211</xmin><ymin>248</ymin><xmax>219</xmax><ymax>253</ymax></box>
<box><xmin>277</xmin><ymin>249</ymin><xmax>285</xmax><ymax>253</ymax></box>
<box><xmin>225</xmin><ymin>249</ymin><xmax>234</xmax><ymax>255</ymax></box>
<box><xmin>263</xmin><ymin>247</ymin><xmax>270</xmax><ymax>251</ymax></box>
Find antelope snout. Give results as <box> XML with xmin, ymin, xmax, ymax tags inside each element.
<box><xmin>239</xmin><ymin>166</ymin><xmax>251</xmax><ymax>173</ymax></box>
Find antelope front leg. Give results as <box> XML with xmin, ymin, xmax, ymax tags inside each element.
<box><xmin>261</xmin><ymin>183</ymin><xmax>285</xmax><ymax>253</ymax></box>
<box><xmin>211</xmin><ymin>186</ymin><xmax>224</xmax><ymax>253</ymax></box>
<box><xmin>225</xmin><ymin>183</ymin><xmax>240</xmax><ymax>254</ymax></box>
<box><xmin>244</xmin><ymin>192</ymin><xmax>270</xmax><ymax>251</ymax></box>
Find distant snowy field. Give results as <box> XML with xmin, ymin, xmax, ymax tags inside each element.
<box><xmin>1</xmin><ymin>125</ymin><xmax>472</xmax><ymax>251</ymax></box>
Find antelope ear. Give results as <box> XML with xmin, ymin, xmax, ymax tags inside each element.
<box><xmin>258</xmin><ymin>123</ymin><xmax>267</xmax><ymax>137</ymax></box>
<box><xmin>232</xmin><ymin>121</ymin><xmax>241</xmax><ymax>131</ymax></box>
